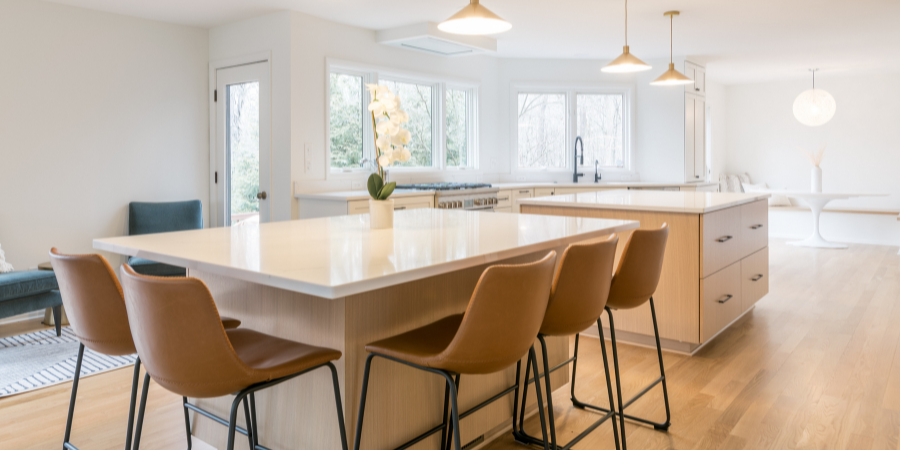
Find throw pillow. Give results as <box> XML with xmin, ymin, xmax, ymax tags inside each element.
<box><xmin>0</xmin><ymin>241</ymin><xmax>13</xmax><ymax>273</ymax></box>
<box><xmin>741</xmin><ymin>182</ymin><xmax>792</xmax><ymax>207</ymax></box>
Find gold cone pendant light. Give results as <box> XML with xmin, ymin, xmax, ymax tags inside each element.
<box><xmin>438</xmin><ymin>0</ymin><xmax>512</xmax><ymax>35</ymax></box>
<box><xmin>603</xmin><ymin>0</ymin><xmax>651</xmax><ymax>73</ymax></box>
<box><xmin>651</xmin><ymin>11</ymin><xmax>693</xmax><ymax>85</ymax></box>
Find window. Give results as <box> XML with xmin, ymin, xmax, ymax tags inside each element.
<box><xmin>328</xmin><ymin>72</ymin><xmax>364</xmax><ymax>169</ymax></box>
<box><xmin>518</xmin><ymin>93</ymin><xmax>567</xmax><ymax>169</ymax></box>
<box><xmin>381</xmin><ymin>79</ymin><xmax>434</xmax><ymax>168</ymax></box>
<box><xmin>445</xmin><ymin>88</ymin><xmax>470</xmax><ymax>168</ymax></box>
<box><xmin>576</xmin><ymin>94</ymin><xmax>624</xmax><ymax>168</ymax></box>
<box><xmin>327</xmin><ymin>62</ymin><xmax>478</xmax><ymax>174</ymax></box>
<box><xmin>515</xmin><ymin>87</ymin><xmax>632</xmax><ymax>171</ymax></box>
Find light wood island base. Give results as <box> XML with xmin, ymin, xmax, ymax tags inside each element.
<box><xmin>188</xmin><ymin>248</ymin><xmax>569</xmax><ymax>450</ymax></box>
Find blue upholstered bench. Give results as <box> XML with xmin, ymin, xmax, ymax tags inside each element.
<box><xmin>0</xmin><ymin>270</ymin><xmax>63</xmax><ymax>336</ymax></box>
<box><xmin>126</xmin><ymin>200</ymin><xmax>203</xmax><ymax>277</ymax></box>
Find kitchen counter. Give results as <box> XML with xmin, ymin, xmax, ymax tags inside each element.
<box><xmin>94</xmin><ymin>210</ymin><xmax>636</xmax><ymax>449</ymax></box>
<box><xmin>520</xmin><ymin>190</ymin><xmax>770</xmax><ymax>214</ymax></box>
<box><xmin>493</xmin><ymin>181</ymin><xmax>720</xmax><ymax>190</ymax></box>
<box><xmin>294</xmin><ymin>188</ymin><xmax>434</xmax><ymax>201</ymax></box>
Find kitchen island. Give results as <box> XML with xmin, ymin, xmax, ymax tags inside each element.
<box><xmin>520</xmin><ymin>190</ymin><xmax>771</xmax><ymax>354</ymax></box>
<box><xmin>94</xmin><ymin>209</ymin><xmax>637</xmax><ymax>450</ymax></box>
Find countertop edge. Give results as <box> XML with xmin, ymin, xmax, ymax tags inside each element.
<box><xmin>519</xmin><ymin>193</ymin><xmax>772</xmax><ymax>214</ymax></box>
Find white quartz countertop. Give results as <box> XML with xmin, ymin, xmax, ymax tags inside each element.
<box><xmin>493</xmin><ymin>181</ymin><xmax>719</xmax><ymax>190</ymax></box>
<box><xmin>94</xmin><ymin>209</ymin><xmax>638</xmax><ymax>299</ymax></box>
<box><xmin>519</xmin><ymin>190</ymin><xmax>771</xmax><ymax>214</ymax></box>
<box><xmin>294</xmin><ymin>189</ymin><xmax>435</xmax><ymax>201</ymax></box>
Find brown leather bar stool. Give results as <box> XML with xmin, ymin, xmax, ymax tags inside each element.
<box><xmin>49</xmin><ymin>248</ymin><xmax>241</xmax><ymax>450</ymax></box>
<box><xmin>602</xmin><ymin>224</ymin><xmax>671</xmax><ymax>449</ymax></box>
<box><xmin>121</xmin><ymin>265</ymin><xmax>349</xmax><ymax>450</ymax></box>
<box><xmin>353</xmin><ymin>252</ymin><xmax>558</xmax><ymax>450</ymax></box>
<box><xmin>513</xmin><ymin>235</ymin><xmax>621</xmax><ymax>450</ymax></box>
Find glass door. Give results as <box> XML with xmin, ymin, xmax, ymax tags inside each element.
<box><xmin>215</xmin><ymin>62</ymin><xmax>271</xmax><ymax>226</ymax></box>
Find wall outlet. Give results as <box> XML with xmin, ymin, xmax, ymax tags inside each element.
<box><xmin>351</xmin><ymin>180</ymin><xmax>363</xmax><ymax>189</ymax></box>
<box><xmin>516</xmin><ymin>176</ymin><xmax>525</xmax><ymax>181</ymax></box>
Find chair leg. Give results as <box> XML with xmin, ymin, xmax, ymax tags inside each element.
<box><xmin>606</xmin><ymin>307</ymin><xmax>628</xmax><ymax>450</ymax></box>
<box><xmin>326</xmin><ymin>362</ymin><xmax>349</xmax><ymax>450</ymax></box>
<box><xmin>440</xmin><ymin>374</ymin><xmax>452</xmax><ymax>449</ymax></box>
<box><xmin>225</xmin><ymin>392</ymin><xmax>249</xmax><ymax>450</ymax></box>
<box><xmin>537</xmin><ymin>335</ymin><xmax>558</xmax><ymax>449</ymax></box>
<box><xmin>124</xmin><ymin>357</ymin><xmax>142</xmax><ymax>450</ymax></box>
<box><xmin>242</xmin><ymin>397</ymin><xmax>254</xmax><ymax>450</ymax></box>
<box><xmin>132</xmin><ymin>373</ymin><xmax>152</xmax><ymax>450</ymax></box>
<box><xmin>570</xmin><ymin>333</ymin><xmax>582</xmax><ymax>407</ymax></box>
<box><xmin>649</xmin><ymin>298</ymin><xmax>672</xmax><ymax>431</ymax></box>
<box><xmin>249</xmin><ymin>393</ymin><xmax>259</xmax><ymax>448</ymax></box>
<box><xmin>443</xmin><ymin>374</ymin><xmax>461</xmax><ymax>450</ymax></box>
<box><xmin>62</xmin><ymin>343</ymin><xmax>84</xmax><ymax>449</ymax></box>
<box><xmin>442</xmin><ymin>371</ymin><xmax>463</xmax><ymax>450</ymax></box>
<box><xmin>510</xmin><ymin>360</ymin><xmax>522</xmax><ymax>435</ymax></box>
<box><xmin>353</xmin><ymin>353</ymin><xmax>377</xmax><ymax>450</ymax></box>
<box><xmin>527</xmin><ymin>346</ymin><xmax>551</xmax><ymax>450</ymax></box>
<box><xmin>52</xmin><ymin>305</ymin><xmax>62</xmax><ymax>337</ymax></box>
<box><xmin>182</xmin><ymin>397</ymin><xmax>193</xmax><ymax>450</ymax></box>
<box><xmin>515</xmin><ymin>350</ymin><xmax>533</xmax><ymax>438</ymax></box>
<box><xmin>597</xmin><ymin>319</ymin><xmax>622</xmax><ymax>450</ymax></box>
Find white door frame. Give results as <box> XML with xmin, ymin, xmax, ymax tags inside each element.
<box><xmin>208</xmin><ymin>52</ymin><xmax>272</xmax><ymax>227</ymax></box>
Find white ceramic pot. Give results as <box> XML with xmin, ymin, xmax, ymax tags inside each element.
<box><xmin>811</xmin><ymin>167</ymin><xmax>822</xmax><ymax>193</ymax></box>
<box><xmin>369</xmin><ymin>198</ymin><xmax>394</xmax><ymax>229</ymax></box>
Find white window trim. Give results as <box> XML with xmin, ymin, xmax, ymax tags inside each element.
<box><xmin>510</xmin><ymin>82</ymin><xmax>635</xmax><ymax>175</ymax></box>
<box><xmin>325</xmin><ymin>58</ymin><xmax>480</xmax><ymax>180</ymax></box>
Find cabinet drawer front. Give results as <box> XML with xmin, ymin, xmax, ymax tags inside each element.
<box><xmin>511</xmin><ymin>188</ymin><xmax>534</xmax><ymax>199</ymax></box>
<box><xmin>534</xmin><ymin>188</ymin><xmax>555</xmax><ymax>197</ymax></box>
<box><xmin>496</xmin><ymin>190</ymin><xmax>512</xmax><ymax>208</ymax></box>
<box><xmin>394</xmin><ymin>195</ymin><xmax>434</xmax><ymax>210</ymax></box>
<box><xmin>741</xmin><ymin>200</ymin><xmax>768</xmax><ymax>256</ymax></box>
<box><xmin>702</xmin><ymin>206</ymin><xmax>743</xmax><ymax>277</ymax></box>
<box><xmin>741</xmin><ymin>247</ymin><xmax>769</xmax><ymax>312</ymax></box>
<box><xmin>701</xmin><ymin>262</ymin><xmax>742</xmax><ymax>342</ymax></box>
<box><xmin>348</xmin><ymin>200</ymin><xmax>369</xmax><ymax>215</ymax></box>
<box><xmin>494</xmin><ymin>206</ymin><xmax>512</xmax><ymax>213</ymax></box>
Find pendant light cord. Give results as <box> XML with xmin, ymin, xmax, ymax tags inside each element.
<box><xmin>669</xmin><ymin>14</ymin><xmax>673</xmax><ymax>63</ymax></box>
<box><xmin>625</xmin><ymin>0</ymin><xmax>628</xmax><ymax>45</ymax></box>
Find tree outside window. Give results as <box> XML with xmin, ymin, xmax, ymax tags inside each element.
<box><xmin>517</xmin><ymin>93</ymin><xmax>567</xmax><ymax>169</ymax></box>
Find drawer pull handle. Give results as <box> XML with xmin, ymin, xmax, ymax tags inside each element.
<box><xmin>717</xmin><ymin>294</ymin><xmax>733</xmax><ymax>304</ymax></box>
<box><xmin>498</xmin><ymin>197</ymin><xmax>509</xmax><ymax>201</ymax></box>
<box><xmin>751</xmin><ymin>274</ymin><xmax>764</xmax><ymax>282</ymax></box>
<box><xmin>394</xmin><ymin>206</ymin><xmax>407</xmax><ymax>211</ymax></box>
<box><xmin>750</xmin><ymin>224</ymin><xmax>764</xmax><ymax>230</ymax></box>
<box><xmin>519</xmin><ymin>190</ymin><xmax>530</xmax><ymax>194</ymax></box>
<box><xmin>716</xmin><ymin>235</ymin><xmax>733</xmax><ymax>243</ymax></box>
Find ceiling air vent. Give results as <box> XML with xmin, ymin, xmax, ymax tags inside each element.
<box><xmin>377</xmin><ymin>23</ymin><xmax>496</xmax><ymax>57</ymax></box>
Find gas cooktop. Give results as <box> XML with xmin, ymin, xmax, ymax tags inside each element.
<box><xmin>396</xmin><ymin>183</ymin><xmax>493</xmax><ymax>191</ymax></box>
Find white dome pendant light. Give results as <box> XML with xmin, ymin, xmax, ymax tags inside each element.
<box><xmin>602</xmin><ymin>0</ymin><xmax>651</xmax><ymax>73</ymax></box>
<box><xmin>438</xmin><ymin>0</ymin><xmax>512</xmax><ymax>35</ymax></box>
<box><xmin>793</xmin><ymin>69</ymin><xmax>836</xmax><ymax>127</ymax></box>
<box><xmin>650</xmin><ymin>11</ymin><xmax>694</xmax><ymax>86</ymax></box>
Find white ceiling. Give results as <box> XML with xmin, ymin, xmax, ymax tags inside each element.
<box><xmin>43</xmin><ymin>0</ymin><xmax>900</xmax><ymax>85</ymax></box>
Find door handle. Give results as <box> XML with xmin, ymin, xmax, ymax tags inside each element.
<box><xmin>750</xmin><ymin>224</ymin><xmax>764</xmax><ymax>230</ymax></box>
<box><xmin>717</xmin><ymin>294</ymin><xmax>733</xmax><ymax>304</ymax></box>
<box><xmin>751</xmin><ymin>274</ymin><xmax>764</xmax><ymax>282</ymax></box>
<box><xmin>256</xmin><ymin>191</ymin><xmax>267</xmax><ymax>200</ymax></box>
<box><xmin>716</xmin><ymin>235</ymin><xmax>733</xmax><ymax>243</ymax></box>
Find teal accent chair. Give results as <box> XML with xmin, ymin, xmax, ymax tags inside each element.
<box><xmin>126</xmin><ymin>200</ymin><xmax>203</xmax><ymax>277</ymax></box>
<box><xmin>0</xmin><ymin>270</ymin><xmax>63</xmax><ymax>336</ymax></box>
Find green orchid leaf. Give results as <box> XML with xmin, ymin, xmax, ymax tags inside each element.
<box><xmin>367</xmin><ymin>173</ymin><xmax>383</xmax><ymax>199</ymax></box>
<box><xmin>378</xmin><ymin>182</ymin><xmax>396</xmax><ymax>200</ymax></box>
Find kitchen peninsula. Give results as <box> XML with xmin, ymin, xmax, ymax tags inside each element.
<box><xmin>520</xmin><ymin>190</ymin><xmax>771</xmax><ymax>354</ymax></box>
<box><xmin>93</xmin><ymin>209</ymin><xmax>638</xmax><ymax>450</ymax></box>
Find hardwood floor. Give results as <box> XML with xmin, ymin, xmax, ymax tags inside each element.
<box><xmin>1</xmin><ymin>240</ymin><xmax>898</xmax><ymax>450</ymax></box>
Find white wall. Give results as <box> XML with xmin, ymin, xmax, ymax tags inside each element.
<box><xmin>725</xmin><ymin>72</ymin><xmax>900</xmax><ymax>245</ymax></box>
<box><xmin>0</xmin><ymin>0</ymin><xmax>209</xmax><ymax>270</ymax></box>
<box><xmin>706</xmin><ymin>81</ymin><xmax>728</xmax><ymax>182</ymax></box>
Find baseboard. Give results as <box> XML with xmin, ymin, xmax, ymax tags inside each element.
<box><xmin>0</xmin><ymin>311</ymin><xmax>44</xmax><ymax>327</ymax></box>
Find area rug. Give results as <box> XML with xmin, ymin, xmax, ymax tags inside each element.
<box><xmin>0</xmin><ymin>327</ymin><xmax>136</xmax><ymax>397</ymax></box>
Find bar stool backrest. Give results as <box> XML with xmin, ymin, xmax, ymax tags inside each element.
<box><xmin>120</xmin><ymin>265</ymin><xmax>259</xmax><ymax>398</ymax></box>
<box><xmin>49</xmin><ymin>248</ymin><xmax>136</xmax><ymax>356</ymax></box>
<box><xmin>607</xmin><ymin>224</ymin><xmax>669</xmax><ymax>310</ymax></box>
<box><xmin>436</xmin><ymin>251</ymin><xmax>557</xmax><ymax>375</ymax></box>
<box><xmin>540</xmin><ymin>235</ymin><xmax>619</xmax><ymax>336</ymax></box>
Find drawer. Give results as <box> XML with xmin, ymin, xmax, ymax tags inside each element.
<box><xmin>740</xmin><ymin>200</ymin><xmax>768</xmax><ymax>256</ymax></box>
<box><xmin>511</xmin><ymin>188</ymin><xmax>533</xmax><ymax>213</ymax></box>
<box><xmin>494</xmin><ymin>206</ymin><xmax>512</xmax><ymax>213</ymax></box>
<box><xmin>496</xmin><ymin>190</ymin><xmax>512</xmax><ymax>208</ymax></box>
<box><xmin>347</xmin><ymin>195</ymin><xmax>434</xmax><ymax>215</ymax></box>
<box><xmin>348</xmin><ymin>200</ymin><xmax>369</xmax><ymax>215</ymax></box>
<box><xmin>701</xmin><ymin>261</ymin><xmax>742</xmax><ymax>342</ymax></box>
<box><xmin>741</xmin><ymin>247</ymin><xmax>769</xmax><ymax>312</ymax></box>
<box><xmin>534</xmin><ymin>188</ymin><xmax>555</xmax><ymax>197</ymax></box>
<box><xmin>702</xmin><ymin>206</ymin><xmax>743</xmax><ymax>277</ymax></box>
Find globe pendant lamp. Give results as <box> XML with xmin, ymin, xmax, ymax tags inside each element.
<box><xmin>602</xmin><ymin>0</ymin><xmax>651</xmax><ymax>73</ymax></box>
<box><xmin>650</xmin><ymin>11</ymin><xmax>694</xmax><ymax>86</ymax></box>
<box><xmin>438</xmin><ymin>0</ymin><xmax>512</xmax><ymax>35</ymax></box>
<box><xmin>793</xmin><ymin>69</ymin><xmax>836</xmax><ymax>127</ymax></box>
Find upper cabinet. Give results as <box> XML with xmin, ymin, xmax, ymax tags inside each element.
<box><xmin>684</xmin><ymin>94</ymin><xmax>707</xmax><ymax>182</ymax></box>
<box><xmin>684</xmin><ymin>61</ymin><xmax>706</xmax><ymax>96</ymax></box>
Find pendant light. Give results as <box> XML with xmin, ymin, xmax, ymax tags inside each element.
<box><xmin>793</xmin><ymin>69</ymin><xmax>836</xmax><ymax>127</ymax></box>
<box><xmin>438</xmin><ymin>0</ymin><xmax>512</xmax><ymax>35</ymax></box>
<box><xmin>602</xmin><ymin>0</ymin><xmax>651</xmax><ymax>73</ymax></box>
<box><xmin>650</xmin><ymin>11</ymin><xmax>694</xmax><ymax>86</ymax></box>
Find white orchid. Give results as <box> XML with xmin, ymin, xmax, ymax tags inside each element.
<box><xmin>365</xmin><ymin>84</ymin><xmax>413</xmax><ymax>174</ymax></box>
<box><xmin>391</xmin><ymin>128</ymin><xmax>411</xmax><ymax>147</ymax></box>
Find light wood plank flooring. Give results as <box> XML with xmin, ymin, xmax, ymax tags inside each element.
<box><xmin>1</xmin><ymin>240</ymin><xmax>898</xmax><ymax>450</ymax></box>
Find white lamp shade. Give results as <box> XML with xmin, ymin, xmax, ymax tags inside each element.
<box><xmin>793</xmin><ymin>89</ymin><xmax>836</xmax><ymax>127</ymax></box>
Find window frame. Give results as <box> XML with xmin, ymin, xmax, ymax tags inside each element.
<box><xmin>326</xmin><ymin>59</ymin><xmax>480</xmax><ymax>179</ymax></box>
<box><xmin>510</xmin><ymin>83</ymin><xmax>635</xmax><ymax>174</ymax></box>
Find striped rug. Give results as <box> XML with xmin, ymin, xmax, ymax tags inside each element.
<box><xmin>0</xmin><ymin>327</ymin><xmax>136</xmax><ymax>397</ymax></box>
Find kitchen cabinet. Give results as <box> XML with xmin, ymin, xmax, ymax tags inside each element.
<box><xmin>685</xmin><ymin>93</ymin><xmax>706</xmax><ymax>182</ymax></box>
<box><xmin>684</xmin><ymin>61</ymin><xmax>706</xmax><ymax>96</ymax></box>
<box><xmin>510</xmin><ymin>188</ymin><xmax>533</xmax><ymax>213</ymax></box>
<box><xmin>347</xmin><ymin>195</ymin><xmax>434</xmax><ymax>215</ymax></box>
